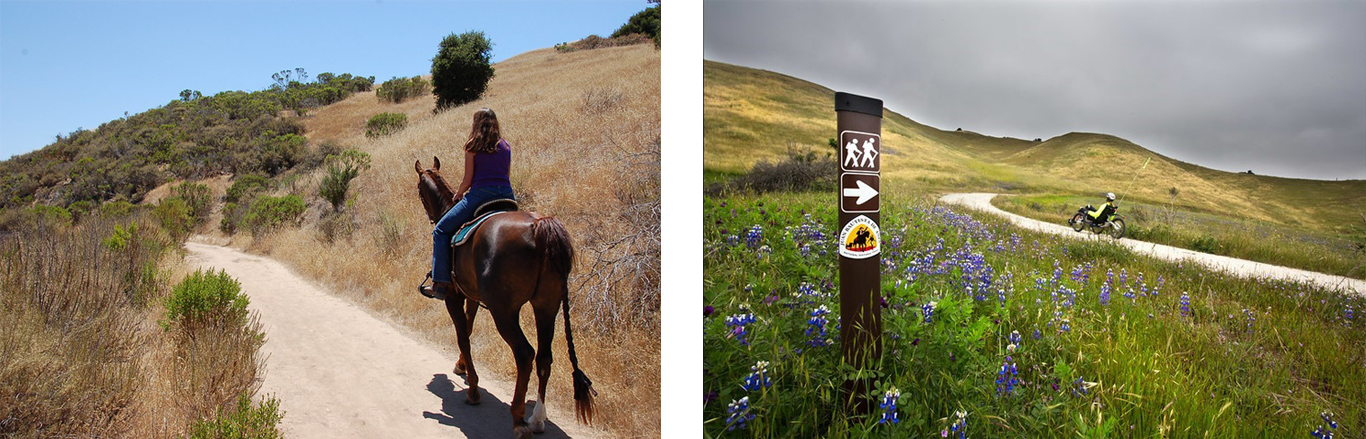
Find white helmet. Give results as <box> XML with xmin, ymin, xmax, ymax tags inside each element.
<box><xmin>1105</xmin><ymin>192</ymin><xmax>1116</xmax><ymax>201</ymax></box>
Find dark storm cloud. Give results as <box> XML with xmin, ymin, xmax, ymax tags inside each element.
<box><xmin>704</xmin><ymin>0</ymin><xmax>1366</xmax><ymax>180</ymax></box>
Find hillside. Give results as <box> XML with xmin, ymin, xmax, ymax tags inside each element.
<box><xmin>704</xmin><ymin>59</ymin><xmax>1366</xmax><ymax>233</ymax></box>
<box><xmin>252</xmin><ymin>43</ymin><xmax>661</xmax><ymax>438</ymax></box>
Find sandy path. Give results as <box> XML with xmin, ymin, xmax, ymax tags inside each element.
<box><xmin>940</xmin><ymin>193</ymin><xmax>1366</xmax><ymax>296</ymax></box>
<box><xmin>184</xmin><ymin>242</ymin><xmax>601</xmax><ymax>439</ymax></box>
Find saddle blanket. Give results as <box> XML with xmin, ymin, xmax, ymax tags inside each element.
<box><xmin>452</xmin><ymin>211</ymin><xmax>508</xmax><ymax>247</ymax></box>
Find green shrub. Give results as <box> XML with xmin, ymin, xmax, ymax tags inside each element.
<box><xmin>185</xmin><ymin>393</ymin><xmax>284</xmax><ymax>439</ymax></box>
<box><xmin>376</xmin><ymin>76</ymin><xmax>430</xmax><ymax>104</ymax></box>
<box><xmin>364</xmin><ymin>113</ymin><xmax>408</xmax><ymax>138</ymax></box>
<box><xmin>67</xmin><ymin>200</ymin><xmax>98</xmax><ymax>223</ymax></box>
<box><xmin>219</xmin><ymin>202</ymin><xmax>239</xmax><ymax>235</ymax></box>
<box><xmin>103</xmin><ymin>223</ymin><xmax>139</xmax><ymax>251</ymax></box>
<box><xmin>239</xmin><ymin>195</ymin><xmax>305</xmax><ymax>235</ymax></box>
<box><xmin>99</xmin><ymin>200</ymin><xmax>137</xmax><ymax>218</ymax></box>
<box><xmin>172</xmin><ymin>182</ymin><xmax>213</xmax><ymax>224</ymax></box>
<box><xmin>29</xmin><ymin>204</ymin><xmax>72</xmax><ymax>226</ymax></box>
<box><xmin>162</xmin><ymin>268</ymin><xmax>248</xmax><ymax>330</ymax></box>
<box><xmin>184</xmin><ymin>393</ymin><xmax>284</xmax><ymax>439</ymax></box>
<box><xmin>318</xmin><ymin>150</ymin><xmax>371</xmax><ymax>212</ymax></box>
<box><xmin>154</xmin><ymin>196</ymin><xmax>194</xmax><ymax>240</ymax></box>
<box><xmin>1192</xmin><ymin>235</ymin><xmax>1223</xmax><ymax>254</ymax></box>
<box><xmin>431</xmin><ymin>31</ymin><xmax>494</xmax><ymax>111</ymax></box>
<box><xmin>225</xmin><ymin>175</ymin><xmax>272</xmax><ymax>203</ymax></box>
<box><xmin>612</xmin><ymin>5</ymin><xmax>660</xmax><ymax>48</ymax></box>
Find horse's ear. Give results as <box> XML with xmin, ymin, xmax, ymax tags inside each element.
<box><xmin>433</xmin><ymin>156</ymin><xmax>441</xmax><ymax>171</ymax></box>
<box><xmin>414</xmin><ymin>160</ymin><xmax>422</xmax><ymax>174</ymax></box>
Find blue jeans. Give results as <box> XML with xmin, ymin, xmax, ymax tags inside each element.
<box><xmin>432</xmin><ymin>185</ymin><xmax>515</xmax><ymax>283</ymax></box>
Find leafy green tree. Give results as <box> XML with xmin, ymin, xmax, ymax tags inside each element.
<box><xmin>613</xmin><ymin>4</ymin><xmax>661</xmax><ymax>48</ymax></box>
<box><xmin>430</xmin><ymin>31</ymin><xmax>495</xmax><ymax>111</ymax></box>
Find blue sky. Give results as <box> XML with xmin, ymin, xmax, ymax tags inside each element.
<box><xmin>0</xmin><ymin>0</ymin><xmax>651</xmax><ymax>159</ymax></box>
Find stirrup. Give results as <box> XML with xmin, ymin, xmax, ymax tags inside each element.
<box><xmin>418</xmin><ymin>271</ymin><xmax>439</xmax><ymax>299</ymax></box>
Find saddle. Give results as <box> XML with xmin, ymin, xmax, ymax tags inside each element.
<box><xmin>451</xmin><ymin>198</ymin><xmax>519</xmax><ymax>247</ymax></box>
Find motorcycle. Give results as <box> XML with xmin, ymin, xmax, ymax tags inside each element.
<box><xmin>1069</xmin><ymin>205</ymin><xmax>1126</xmax><ymax>239</ymax></box>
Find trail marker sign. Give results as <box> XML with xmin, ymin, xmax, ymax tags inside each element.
<box><xmin>840</xmin><ymin>173</ymin><xmax>880</xmax><ymax>213</ymax></box>
<box><xmin>835</xmin><ymin>91</ymin><xmax>883</xmax><ymax>414</ymax></box>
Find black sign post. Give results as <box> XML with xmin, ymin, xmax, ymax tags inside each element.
<box><xmin>836</xmin><ymin>92</ymin><xmax>882</xmax><ymax>413</ymax></box>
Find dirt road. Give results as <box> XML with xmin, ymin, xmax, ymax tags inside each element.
<box><xmin>940</xmin><ymin>193</ymin><xmax>1366</xmax><ymax>296</ymax></box>
<box><xmin>184</xmin><ymin>242</ymin><xmax>600</xmax><ymax>439</ymax></box>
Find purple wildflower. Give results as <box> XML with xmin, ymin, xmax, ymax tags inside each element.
<box><xmin>725</xmin><ymin>397</ymin><xmax>755</xmax><ymax>431</ymax></box>
<box><xmin>879</xmin><ymin>387</ymin><xmax>901</xmax><ymax>424</ymax></box>
<box><xmin>741</xmin><ymin>361</ymin><xmax>773</xmax><ymax>391</ymax></box>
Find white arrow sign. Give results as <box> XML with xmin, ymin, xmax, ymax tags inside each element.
<box><xmin>843</xmin><ymin>179</ymin><xmax>879</xmax><ymax>205</ymax></box>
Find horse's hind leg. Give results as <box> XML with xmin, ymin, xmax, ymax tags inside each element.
<box><xmin>492</xmin><ymin>310</ymin><xmax>536</xmax><ymax>438</ymax></box>
<box><xmin>527</xmin><ymin>300</ymin><xmax>558</xmax><ymax>432</ymax></box>
<box><xmin>444</xmin><ymin>296</ymin><xmax>480</xmax><ymax>405</ymax></box>
<box><xmin>454</xmin><ymin>299</ymin><xmax>478</xmax><ymax>374</ymax></box>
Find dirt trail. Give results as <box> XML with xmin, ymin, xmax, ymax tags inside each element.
<box><xmin>184</xmin><ymin>241</ymin><xmax>601</xmax><ymax>439</ymax></box>
<box><xmin>940</xmin><ymin>193</ymin><xmax>1366</xmax><ymax>296</ymax></box>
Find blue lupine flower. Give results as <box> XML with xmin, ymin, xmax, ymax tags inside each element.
<box><xmin>1118</xmin><ymin>269</ymin><xmax>1128</xmax><ymax>286</ymax></box>
<box><xmin>1180</xmin><ymin>292</ymin><xmax>1191</xmax><ymax>317</ymax></box>
<box><xmin>1008</xmin><ymin>330</ymin><xmax>1022</xmax><ymax>346</ymax></box>
<box><xmin>745</xmin><ymin>225</ymin><xmax>763</xmax><ymax>249</ymax></box>
<box><xmin>756</xmin><ymin>245</ymin><xmax>772</xmax><ymax>259</ymax></box>
<box><xmin>725</xmin><ymin>313</ymin><xmax>757</xmax><ymax>346</ymax></box>
<box><xmin>1099</xmin><ymin>281</ymin><xmax>1111</xmax><ymax>307</ymax></box>
<box><xmin>1345</xmin><ymin>306</ymin><xmax>1354</xmax><ymax>321</ymax></box>
<box><xmin>741</xmin><ymin>360</ymin><xmax>773</xmax><ymax>391</ymax></box>
<box><xmin>1032</xmin><ymin>329</ymin><xmax>1042</xmax><ymax>340</ymax></box>
<box><xmin>879</xmin><ymin>387</ymin><xmax>900</xmax><ymax>424</ymax></box>
<box><xmin>921</xmin><ymin>301</ymin><xmax>937</xmax><ymax>324</ymax></box>
<box><xmin>725</xmin><ymin>397</ymin><xmax>755</xmax><ymax>431</ymax></box>
<box><xmin>1071</xmin><ymin>376</ymin><xmax>1088</xmax><ymax>397</ymax></box>
<box><xmin>996</xmin><ymin>356</ymin><xmax>1019</xmax><ymax>396</ymax></box>
<box><xmin>1059</xmin><ymin>319</ymin><xmax>1071</xmax><ymax>333</ymax></box>
<box><xmin>725</xmin><ymin>235</ymin><xmax>740</xmax><ymax>246</ymax></box>
<box><xmin>1311</xmin><ymin>410</ymin><xmax>1337</xmax><ymax>438</ymax></box>
<box><xmin>1243</xmin><ymin>308</ymin><xmax>1256</xmax><ymax>331</ymax></box>
<box><xmin>805</xmin><ymin>305</ymin><xmax>832</xmax><ymax>347</ymax></box>
<box><xmin>944</xmin><ymin>410</ymin><xmax>968</xmax><ymax>439</ymax></box>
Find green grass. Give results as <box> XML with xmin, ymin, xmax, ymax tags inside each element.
<box><xmin>992</xmin><ymin>194</ymin><xmax>1366</xmax><ymax>280</ymax></box>
<box><xmin>702</xmin><ymin>190</ymin><xmax>1363</xmax><ymax>437</ymax></box>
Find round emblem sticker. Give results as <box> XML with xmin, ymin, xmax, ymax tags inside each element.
<box><xmin>838</xmin><ymin>215</ymin><xmax>880</xmax><ymax>259</ymax></box>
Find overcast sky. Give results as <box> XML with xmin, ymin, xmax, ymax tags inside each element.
<box><xmin>704</xmin><ymin>0</ymin><xmax>1366</xmax><ymax>180</ymax></box>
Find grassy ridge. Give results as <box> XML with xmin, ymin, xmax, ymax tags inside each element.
<box><xmin>702</xmin><ymin>60</ymin><xmax>1366</xmax><ymax>234</ymax></box>
<box><xmin>993</xmin><ymin>194</ymin><xmax>1366</xmax><ymax>280</ymax></box>
<box><xmin>702</xmin><ymin>191</ymin><xmax>1363</xmax><ymax>437</ymax></box>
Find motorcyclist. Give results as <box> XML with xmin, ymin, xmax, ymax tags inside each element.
<box><xmin>1087</xmin><ymin>193</ymin><xmax>1118</xmax><ymax>224</ymax></box>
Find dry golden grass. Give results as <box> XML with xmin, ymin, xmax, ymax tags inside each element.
<box><xmin>233</xmin><ymin>44</ymin><xmax>660</xmax><ymax>438</ymax></box>
<box><xmin>0</xmin><ymin>213</ymin><xmax>264</xmax><ymax>438</ymax></box>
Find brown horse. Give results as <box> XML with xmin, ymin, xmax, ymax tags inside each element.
<box><xmin>415</xmin><ymin>157</ymin><xmax>594</xmax><ymax>438</ymax></box>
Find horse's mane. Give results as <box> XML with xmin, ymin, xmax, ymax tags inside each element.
<box><xmin>419</xmin><ymin>170</ymin><xmax>457</xmax><ymax>221</ymax></box>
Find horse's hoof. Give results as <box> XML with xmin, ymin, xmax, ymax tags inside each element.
<box><xmin>526</xmin><ymin>401</ymin><xmax>547</xmax><ymax>433</ymax></box>
<box><xmin>513</xmin><ymin>424</ymin><xmax>534</xmax><ymax>439</ymax></box>
<box><xmin>465</xmin><ymin>389</ymin><xmax>482</xmax><ymax>405</ymax></box>
<box><xmin>454</xmin><ymin>361</ymin><xmax>468</xmax><ymax>375</ymax></box>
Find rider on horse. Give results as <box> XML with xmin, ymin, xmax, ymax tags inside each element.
<box><xmin>422</xmin><ymin>108</ymin><xmax>516</xmax><ymax>300</ymax></box>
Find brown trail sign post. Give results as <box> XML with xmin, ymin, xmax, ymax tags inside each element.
<box><xmin>836</xmin><ymin>92</ymin><xmax>882</xmax><ymax>413</ymax></box>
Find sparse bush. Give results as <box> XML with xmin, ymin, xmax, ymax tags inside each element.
<box><xmin>220</xmin><ymin>202</ymin><xmax>240</xmax><ymax>235</ymax></box>
<box><xmin>161</xmin><ymin>268</ymin><xmax>248</xmax><ymax>331</ymax></box>
<box><xmin>364</xmin><ymin>113</ymin><xmax>408</xmax><ymax>138</ymax></box>
<box><xmin>581</xmin><ymin>87</ymin><xmax>624</xmax><ymax>114</ymax></box>
<box><xmin>68</xmin><ymin>200</ymin><xmax>98</xmax><ymax>223</ymax></box>
<box><xmin>99</xmin><ymin>200</ymin><xmax>137</xmax><ymax>218</ymax></box>
<box><xmin>154</xmin><ymin>196</ymin><xmax>194</xmax><ymax>241</ymax></box>
<box><xmin>103</xmin><ymin>222</ymin><xmax>139</xmax><ymax>251</ymax></box>
<box><xmin>318</xmin><ymin>149</ymin><xmax>371</xmax><ymax>212</ymax></box>
<box><xmin>724</xmin><ymin>144</ymin><xmax>837</xmax><ymax>194</ymax></box>
<box><xmin>377</xmin><ymin>76</ymin><xmax>430</xmax><ymax>104</ymax></box>
<box><xmin>173</xmin><ymin>182</ymin><xmax>213</xmax><ymax>224</ymax></box>
<box><xmin>225</xmin><ymin>175</ymin><xmax>272</xmax><ymax>203</ymax></box>
<box><xmin>431</xmin><ymin>31</ymin><xmax>495</xmax><ymax>111</ymax></box>
<box><xmin>239</xmin><ymin>195</ymin><xmax>305</xmax><ymax>236</ymax></box>
<box><xmin>317</xmin><ymin>211</ymin><xmax>354</xmax><ymax>243</ymax></box>
<box><xmin>376</xmin><ymin>212</ymin><xmax>405</xmax><ymax>258</ymax></box>
<box><xmin>185</xmin><ymin>393</ymin><xmax>284</xmax><ymax>439</ymax></box>
<box><xmin>1192</xmin><ymin>235</ymin><xmax>1223</xmax><ymax>254</ymax></box>
<box><xmin>29</xmin><ymin>204</ymin><xmax>72</xmax><ymax>226</ymax></box>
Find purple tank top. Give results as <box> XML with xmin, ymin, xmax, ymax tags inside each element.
<box><xmin>470</xmin><ymin>139</ymin><xmax>512</xmax><ymax>189</ymax></box>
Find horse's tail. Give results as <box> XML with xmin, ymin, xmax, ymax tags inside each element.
<box><xmin>530</xmin><ymin>217</ymin><xmax>594</xmax><ymax>424</ymax></box>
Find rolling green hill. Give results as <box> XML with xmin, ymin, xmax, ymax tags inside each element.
<box><xmin>704</xmin><ymin>59</ymin><xmax>1366</xmax><ymax>233</ymax></box>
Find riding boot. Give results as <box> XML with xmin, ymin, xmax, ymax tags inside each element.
<box><xmin>420</xmin><ymin>281</ymin><xmax>456</xmax><ymax>300</ymax></box>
